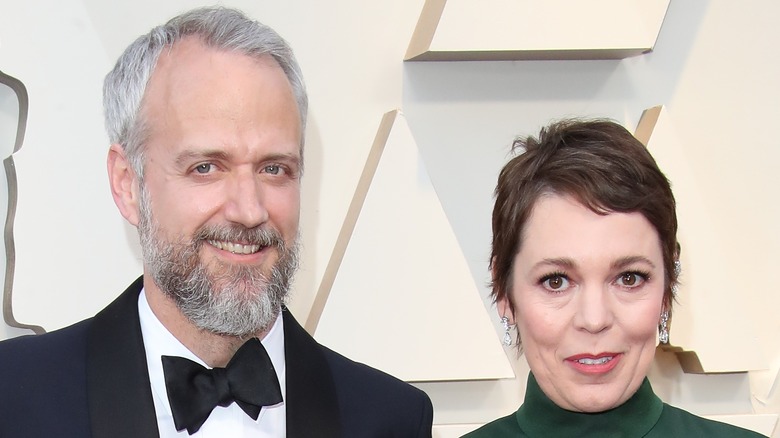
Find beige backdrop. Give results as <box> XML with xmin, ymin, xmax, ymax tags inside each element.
<box><xmin>1</xmin><ymin>1</ymin><xmax>779</xmax><ymax>435</ymax></box>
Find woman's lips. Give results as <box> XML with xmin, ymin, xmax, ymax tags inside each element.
<box><xmin>566</xmin><ymin>353</ymin><xmax>622</xmax><ymax>374</ymax></box>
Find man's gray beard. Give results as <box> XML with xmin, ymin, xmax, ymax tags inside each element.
<box><xmin>137</xmin><ymin>188</ymin><xmax>299</xmax><ymax>337</ymax></box>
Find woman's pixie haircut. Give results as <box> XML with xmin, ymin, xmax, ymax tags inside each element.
<box><xmin>490</xmin><ymin>119</ymin><xmax>679</xmax><ymax>322</ymax></box>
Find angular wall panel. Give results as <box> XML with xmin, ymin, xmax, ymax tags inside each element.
<box><xmin>406</xmin><ymin>0</ymin><xmax>670</xmax><ymax>61</ymax></box>
<box><xmin>311</xmin><ymin>110</ymin><xmax>514</xmax><ymax>382</ymax></box>
<box><xmin>704</xmin><ymin>414</ymin><xmax>777</xmax><ymax>437</ymax></box>
<box><xmin>638</xmin><ymin>106</ymin><xmax>766</xmax><ymax>373</ymax></box>
<box><xmin>2</xmin><ymin>0</ymin><xmax>138</xmax><ymax>332</ymax></box>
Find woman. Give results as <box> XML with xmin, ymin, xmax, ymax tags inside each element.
<box><xmin>465</xmin><ymin>119</ymin><xmax>764</xmax><ymax>437</ymax></box>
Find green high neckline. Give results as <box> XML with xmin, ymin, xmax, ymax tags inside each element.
<box><xmin>516</xmin><ymin>373</ymin><xmax>664</xmax><ymax>438</ymax></box>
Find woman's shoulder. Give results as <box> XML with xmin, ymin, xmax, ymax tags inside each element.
<box><xmin>654</xmin><ymin>404</ymin><xmax>767</xmax><ymax>437</ymax></box>
<box><xmin>461</xmin><ymin>413</ymin><xmax>524</xmax><ymax>438</ymax></box>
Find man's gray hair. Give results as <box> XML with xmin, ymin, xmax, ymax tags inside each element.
<box><xmin>103</xmin><ymin>6</ymin><xmax>308</xmax><ymax>178</ymax></box>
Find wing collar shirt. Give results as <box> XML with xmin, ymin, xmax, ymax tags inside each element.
<box><xmin>138</xmin><ymin>290</ymin><xmax>287</xmax><ymax>437</ymax></box>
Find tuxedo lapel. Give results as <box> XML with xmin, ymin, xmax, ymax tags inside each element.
<box><xmin>85</xmin><ymin>282</ymin><xmax>340</xmax><ymax>438</ymax></box>
<box><xmin>86</xmin><ymin>276</ymin><xmax>160</xmax><ymax>438</ymax></box>
<box><xmin>283</xmin><ymin>309</ymin><xmax>342</xmax><ymax>437</ymax></box>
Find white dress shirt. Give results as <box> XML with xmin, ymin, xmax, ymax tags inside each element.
<box><xmin>138</xmin><ymin>290</ymin><xmax>287</xmax><ymax>437</ymax></box>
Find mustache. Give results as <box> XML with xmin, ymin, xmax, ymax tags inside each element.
<box><xmin>192</xmin><ymin>224</ymin><xmax>286</xmax><ymax>249</ymax></box>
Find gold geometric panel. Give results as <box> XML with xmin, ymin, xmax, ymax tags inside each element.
<box><xmin>406</xmin><ymin>0</ymin><xmax>670</xmax><ymax>61</ymax></box>
<box><xmin>0</xmin><ymin>70</ymin><xmax>42</xmax><ymax>334</ymax></box>
<box><xmin>310</xmin><ymin>110</ymin><xmax>514</xmax><ymax>382</ymax></box>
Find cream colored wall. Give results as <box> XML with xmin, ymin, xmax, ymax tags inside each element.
<box><xmin>1</xmin><ymin>0</ymin><xmax>779</xmax><ymax>435</ymax></box>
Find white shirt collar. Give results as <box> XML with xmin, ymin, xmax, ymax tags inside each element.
<box><xmin>138</xmin><ymin>289</ymin><xmax>286</xmax><ymax>437</ymax></box>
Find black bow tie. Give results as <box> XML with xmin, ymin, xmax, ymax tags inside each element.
<box><xmin>161</xmin><ymin>338</ymin><xmax>283</xmax><ymax>435</ymax></box>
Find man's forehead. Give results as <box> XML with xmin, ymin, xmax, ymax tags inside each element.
<box><xmin>151</xmin><ymin>38</ymin><xmax>282</xmax><ymax>87</ymax></box>
<box><xmin>142</xmin><ymin>39</ymin><xmax>298</xmax><ymax>123</ymax></box>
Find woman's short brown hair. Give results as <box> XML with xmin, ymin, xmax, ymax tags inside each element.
<box><xmin>491</xmin><ymin>119</ymin><xmax>679</xmax><ymax>321</ymax></box>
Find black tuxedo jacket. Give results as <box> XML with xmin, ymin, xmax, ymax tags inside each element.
<box><xmin>0</xmin><ymin>277</ymin><xmax>433</xmax><ymax>437</ymax></box>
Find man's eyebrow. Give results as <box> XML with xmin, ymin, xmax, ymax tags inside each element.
<box><xmin>174</xmin><ymin>149</ymin><xmax>230</xmax><ymax>167</ymax></box>
<box><xmin>262</xmin><ymin>152</ymin><xmax>301</xmax><ymax>165</ymax></box>
<box><xmin>174</xmin><ymin>150</ymin><xmax>302</xmax><ymax>167</ymax></box>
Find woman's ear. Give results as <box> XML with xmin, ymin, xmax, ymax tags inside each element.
<box><xmin>497</xmin><ymin>296</ymin><xmax>515</xmax><ymax>325</ymax></box>
<box><xmin>491</xmin><ymin>256</ymin><xmax>515</xmax><ymax>324</ymax></box>
<box><xmin>107</xmin><ymin>144</ymin><xmax>141</xmax><ymax>226</ymax></box>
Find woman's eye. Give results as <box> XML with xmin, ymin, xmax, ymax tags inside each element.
<box><xmin>616</xmin><ymin>272</ymin><xmax>646</xmax><ymax>288</ymax></box>
<box><xmin>194</xmin><ymin>163</ymin><xmax>213</xmax><ymax>174</ymax></box>
<box><xmin>542</xmin><ymin>274</ymin><xmax>569</xmax><ymax>292</ymax></box>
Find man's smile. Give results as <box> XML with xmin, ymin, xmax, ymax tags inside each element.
<box><xmin>207</xmin><ymin>239</ymin><xmax>263</xmax><ymax>255</ymax></box>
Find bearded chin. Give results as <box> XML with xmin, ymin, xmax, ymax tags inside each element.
<box><xmin>138</xmin><ymin>194</ymin><xmax>299</xmax><ymax>337</ymax></box>
<box><xmin>155</xmin><ymin>249</ymin><xmax>297</xmax><ymax>337</ymax></box>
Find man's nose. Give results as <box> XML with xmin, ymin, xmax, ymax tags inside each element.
<box><xmin>223</xmin><ymin>171</ymin><xmax>269</xmax><ymax>228</ymax></box>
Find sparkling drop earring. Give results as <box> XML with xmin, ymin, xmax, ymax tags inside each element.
<box><xmin>658</xmin><ymin>310</ymin><xmax>670</xmax><ymax>344</ymax></box>
<box><xmin>501</xmin><ymin>316</ymin><xmax>513</xmax><ymax>346</ymax></box>
<box><xmin>672</xmin><ymin>259</ymin><xmax>682</xmax><ymax>298</ymax></box>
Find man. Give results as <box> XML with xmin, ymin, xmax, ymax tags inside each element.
<box><xmin>0</xmin><ymin>7</ymin><xmax>433</xmax><ymax>437</ymax></box>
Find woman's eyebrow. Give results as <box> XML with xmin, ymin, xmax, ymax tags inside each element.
<box><xmin>611</xmin><ymin>256</ymin><xmax>656</xmax><ymax>270</ymax></box>
<box><xmin>533</xmin><ymin>258</ymin><xmax>576</xmax><ymax>270</ymax></box>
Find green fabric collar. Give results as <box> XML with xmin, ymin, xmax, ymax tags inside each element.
<box><xmin>516</xmin><ymin>373</ymin><xmax>664</xmax><ymax>438</ymax></box>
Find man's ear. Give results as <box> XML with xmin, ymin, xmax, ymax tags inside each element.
<box><xmin>107</xmin><ymin>144</ymin><xmax>141</xmax><ymax>226</ymax></box>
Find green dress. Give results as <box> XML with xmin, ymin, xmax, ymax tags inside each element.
<box><xmin>464</xmin><ymin>374</ymin><xmax>766</xmax><ymax>437</ymax></box>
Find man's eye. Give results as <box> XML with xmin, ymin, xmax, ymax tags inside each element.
<box><xmin>263</xmin><ymin>164</ymin><xmax>282</xmax><ymax>175</ymax></box>
<box><xmin>194</xmin><ymin>163</ymin><xmax>213</xmax><ymax>174</ymax></box>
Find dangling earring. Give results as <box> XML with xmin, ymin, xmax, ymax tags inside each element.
<box><xmin>501</xmin><ymin>316</ymin><xmax>513</xmax><ymax>346</ymax></box>
<box><xmin>658</xmin><ymin>311</ymin><xmax>670</xmax><ymax>344</ymax></box>
<box><xmin>672</xmin><ymin>259</ymin><xmax>682</xmax><ymax>298</ymax></box>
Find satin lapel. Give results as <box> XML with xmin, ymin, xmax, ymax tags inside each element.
<box><xmin>87</xmin><ymin>276</ymin><xmax>160</xmax><ymax>438</ymax></box>
<box><xmin>283</xmin><ymin>309</ymin><xmax>342</xmax><ymax>438</ymax></box>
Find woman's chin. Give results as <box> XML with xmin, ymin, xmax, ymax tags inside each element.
<box><xmin>541</xmin><ymin>375</ymin><xmax>640</xmax><ymax>413</ymax></box>
<box><xmin>568</xmin><ymin>397</ymin><xmax>624</xmax><ymax>413</ymax></box>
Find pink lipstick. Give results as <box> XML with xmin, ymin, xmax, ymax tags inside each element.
<box><xmin>566</xmin><ymin>353</ymin><xmax>621</xmax><ymax>374</ymax></box>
